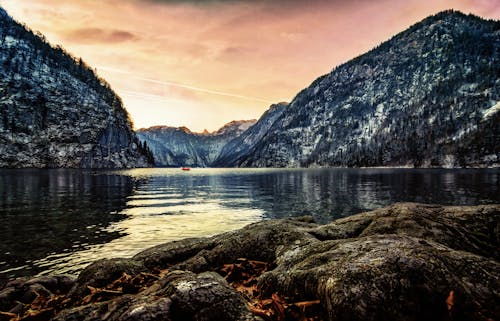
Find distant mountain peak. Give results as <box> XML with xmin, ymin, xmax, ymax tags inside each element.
<box><xmin>431</xmin><ymin>9</ymin><xmax>468</xmax><ymax>19</ymax></box>
<box><xmin>417</xmin><ymin>10</ymin><xmax>491</xmax><ymax>29</ymax></box>
<box><xmin>214</xmin><ymin>119</ymin><xmax>257</xmax><ymax>136</ymax></box>
<box><xmin>178</xmin><ymin>126</ymin><xmax>193</xmax><ymax>134</ymax></box>
<box><xmin>136</xmin><ymin>118</ymin><xmax>257</xmax><ymax>167</ymax></box>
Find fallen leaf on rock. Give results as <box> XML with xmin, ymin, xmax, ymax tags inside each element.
<box><xmin>248</xmin><ymin>306</ymin><xmax>273</xmax><ymax>321</ymax></box>
<box><xmin>80</xmin><ymin>285</ymin><xmax>122</xmax><ymax>305</ymax></box>
<box><xmin>446</xmin><ymin>290</ymin><xmax>454</xmax><ymax>312</ymax></box>
<box><xmin>218</xmin><ymin>258</ymin><xmax>323</xmax><ymax>321</ymax></box>
<box><xmin>0</xmin><ymin>311</ymin><xmax>19</xmax><ymax>321</ymax></box>
<box><xmin>20</xmin><ymin>308</ymin><xmax>53</xmax><ymax>321</ymax></box>
<box><xmin>271</xmin><ymin>293</ymin><xmax>286</xmax><ymax>321</ymax></box>
<box><xmin>1</xmin><ymin>267</ymin><xmax>170</xmax><ymax>321</ymax></box>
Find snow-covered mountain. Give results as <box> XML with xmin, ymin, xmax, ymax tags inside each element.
<box><xmin>0</xmin><ymin>7</ymin><xmax>152</xmax><ymax>168</ymax></box>
<box><xmin>136</xmin><ymin>120</ymin><xmax>256</xmax><ymax>167</ymax></box>
<box><xmin>222</xmin><ymin>10</ymin><xmax>500</xmax><ymax>168</ymax></box>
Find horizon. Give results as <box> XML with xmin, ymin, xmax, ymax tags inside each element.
<box><xmin>1</xmin><ymin>0</ymin><xmax>499</xmax><ymax>132</ymax></box>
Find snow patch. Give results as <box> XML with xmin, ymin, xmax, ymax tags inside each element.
<box><xmin>458</xmin><ymin>83</ymin><xmax>478</xmax><ymax>94</ymax></box>
<box><xmin>482</xmin><ymin>154</ymin><xmax>498</xmax><ymax>163</ymax></box>
<box><xmin>482</xmin><ymin>101</ymin><xmax>500</xmax><ymax>119</ymax></box>
<box><xmin>442</xmin><ymin>155</ymin><xmax>456</xmax><ymax>168</ymax></box>
<box><xmin>375</xmin><ymin>103</ymin><xmax>384</xmax><ymax>117</ymax></box>
<box><xmin>4</xmin><ymin>36</ymin><xmax>18</xmax><ymax>47</ymax></box>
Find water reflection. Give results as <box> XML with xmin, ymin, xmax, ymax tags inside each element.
<box><xmin>0</xmin><ymin>170</ymin><xmax>135</xmax><ymax>281</ymax></box>
<box><xmin>243</xmin><ymin>168</ymin><xmax>500</xmax><ymax>222</ymax></box>
<box><xmin>1</xmin><ymin>168</ymin><xmax>499</xmax><ymax>281</ymax></box>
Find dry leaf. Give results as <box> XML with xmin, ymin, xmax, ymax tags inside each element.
<box><xmin>446</xmin><ymin>290</ymin><xmax>454</xmax><ymax>311</ymax></box>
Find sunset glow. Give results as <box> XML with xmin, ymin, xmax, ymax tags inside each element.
<box><xmin>1</xmin><ymin>0</ymin><xmax>499</xmax><ymax>132</ymax></box>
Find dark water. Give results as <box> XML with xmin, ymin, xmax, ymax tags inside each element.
<box><xmin>1</xmin><ymin>168</ymin><xmax>499</xmax><ymax>282</ymax></box>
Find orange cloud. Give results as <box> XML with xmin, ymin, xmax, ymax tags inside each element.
<box><xmin>64</xmin><ymin>28</ymin><xmax>138</xmax><ymax>44</ymax></box>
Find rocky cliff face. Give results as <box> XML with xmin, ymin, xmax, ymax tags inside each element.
<box><xmin>0</xmin><ymin>7</ymin><xmax>151</xmax><ymax>168</ymax></box>
<box><xmin>228</xmin><ymin>11</ymin><xmax>500</xmax><ymax>168</ymax></box>
<box><xmin>136</xmin><ymin>120</ymin><xmax>256</xmax><ymax>167</ymax></box>
<box><xmin>213</xmin><ymin>103</ymin><xmax>287</xmax><ymax>167</ymax></box>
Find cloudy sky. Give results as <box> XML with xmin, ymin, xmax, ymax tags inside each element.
<box><xmin>1</xmin><ymin>0</ymin><xmax>499</xmax><ymax>131</ymax></box>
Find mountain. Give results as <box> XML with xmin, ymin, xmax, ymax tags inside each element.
<box><xmin>136</xmin><ymin>120</ymin><xmax>256</xmax><ymax>167</ymax></box>
<box><xmin>224</xmin><ymin>10</ymin><xmax>500</xmax><ymax>168</ymax></box>
<box><xmin>0</xmin><ymin>7</ymin><xmax>152</xmax><ymax>168</ymax></box>
<box><xmin>212</xmin><ymin>102</ymin><xmax>287</xmax><ymax>166</ymax></box>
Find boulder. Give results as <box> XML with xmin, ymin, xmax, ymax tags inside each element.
<box><xmin>53</xmin><ymin>271</ymin><xmax>260</xmax><ymax>321</ymax></box>
<box><xmin>1</xmin><ymin>203</ymin><xmax>499</xmax><ymax>321</ymax></box>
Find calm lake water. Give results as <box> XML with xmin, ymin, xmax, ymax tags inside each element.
<box><xmin>1</xmin><ymin>168</ymin><xmax>499</xmax><ymax>282</ymax></box>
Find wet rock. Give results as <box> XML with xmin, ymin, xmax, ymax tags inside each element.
<box><xmin>161</xmin><ymin>271</ymin><xmax>261</xmax><ymax>321</ymax></box>
<box><xmin>1</xmin><ymin>203</ymin><xmax>499</xmax><ymax>321</ymax></box>
<box><xmin>133</xmin><ymin>237</ymin><xmax>216</xmax><ymax>270</ymax></box>
<box><xmin>0</xmin><ymin>275</ymin><xmax>75</xmax><ymax>311</ymax></box>
<box><xmin>142</xmin><ymin>203</ymin><xmax>500</xmax><ymax>321</ymax></box>
<box><xmin>68</xmin><ymin>258</ymin><xmax>145</xmax><ymax>300</ymax></box>
<box><xmin>52</xmin><ymin>294</ymin><xmax>172</xmax><ymax>321</ymax></box>
<box><xmin>8</xmin><ymin>302</ymin><xmax>24</xmax><ymax>315</ymax></box>
<box><xmin>53</xmin><ymin>271</ymin><xmax>260</xmax><ymax>321</ymax></box>
<box><xmin>311</xmin><ymin>203</ymin><xmax>500</xmax><ymax>259</ymax></box>
<box><xmin>168</xmin><ymin>219</ymin><xmax>317</xmax><ymax>273</ymax></box>
<box><xmin>0</xmin><ymin>287</ymin><xmax>17</xmax><ymax>311</ymax></box>
<box><xmin>24</xmin><ymin>276</ymin><xmax>76</xmax><ymax>294</ymax></box>
<box><xmin>259</xmin><ymin>235</ymin><xmax>499</xmax><ymax>321</ymax></box>
<box><xmin>20</xmin><ymin>283</ymin><xmax>53</xmax><ymax>303</ymax></box>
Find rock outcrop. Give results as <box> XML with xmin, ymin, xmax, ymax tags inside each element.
<box><xmin>136</xmin><ymin>120</ymin><xmax>256</xmax><ymax>167</ymax></box>
<box><xmin>1</xmin><ymin>203</ymin><xmax>499</xmax><ymax>321</ymax></box>
<box><xmin>223</xmin><ymin>11</ymin><xmax>500</xmax><ymax>168</ymax></box>
<box><xmin>0</xmin><ymin>7</ymin><xmax>152</xmax><ymax>168</ymax></box>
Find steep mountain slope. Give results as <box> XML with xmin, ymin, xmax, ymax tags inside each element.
<box><xmin>233</xmin><ymin>11</ymin><xmax>500</xmax><ymax>168</ymax></box>
<box><xmin>136</xmin><ymin>120</ymin><xmax>256</xmax><ymax>167</ymax></box>
<box><xmin>212</xmin><ymin>102</ymin><xmax>287</xmax><ymax>167</ymax></box>
<box><xmin>0</xmin><ymin>7</ymin><xmax>152</xmax><ymax>168</ymax></box>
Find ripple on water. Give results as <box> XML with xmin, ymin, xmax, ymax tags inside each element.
<box><xmin>1</xmin><ymin>168</ymin><xmax>499</xmax><ymax>279</ymax></box>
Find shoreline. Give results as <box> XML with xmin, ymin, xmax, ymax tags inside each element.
<box><xmin>1</xmin><ymin>202</ymin><xmax>499</xmax><ymax>321</ymax></box>
<box><xmin>0</xmin><ymin>165</ymin><xmax>500</xmax><ymax>170</ymax></box>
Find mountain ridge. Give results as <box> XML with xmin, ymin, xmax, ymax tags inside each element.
<box><xmin>219</xmin><ymin>10</ymin><xmax>500</xmax><ymax>168</ymax></box>
<box><xmin>137</xmin><ymin>119</ymin><xmax>256</xmax><ymax>167</ymax></box>
<box><xmin>212</xmin><ymin>102</ymin><xmax>287</xmax><ymax>167</ymax></box>
<box><xmin>0</xmin><ymin>6</ymin><xmax>152</xmax><ymax>168</ymax></box>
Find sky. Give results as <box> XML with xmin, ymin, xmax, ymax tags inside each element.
<box><xmin>0</xmin><ymin>0</ymin><xmax>499</xmax><ymax>132</ymax></box>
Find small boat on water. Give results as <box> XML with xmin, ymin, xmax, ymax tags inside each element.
<box><xmin>181</xmin><ymin>167</ymin><xmax>191</xmax><ymax>171</ymax></box>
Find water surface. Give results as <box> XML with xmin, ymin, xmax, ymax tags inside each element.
<box><xmin>1</xmin><ymin>168</ymin><xmax>499</xmax><ymax>281</ymax></box>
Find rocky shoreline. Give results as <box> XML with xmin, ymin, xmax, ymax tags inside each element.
<box><xmin>1</xmin><ymin>203</ymin><xmax>499</xmax><ymax>321</ymax></box>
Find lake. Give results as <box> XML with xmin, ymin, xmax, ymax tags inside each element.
<box><xmin>1</xmin><ymin>168</ymin><xmax>499</xmax><ymax>282</ymax></box>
